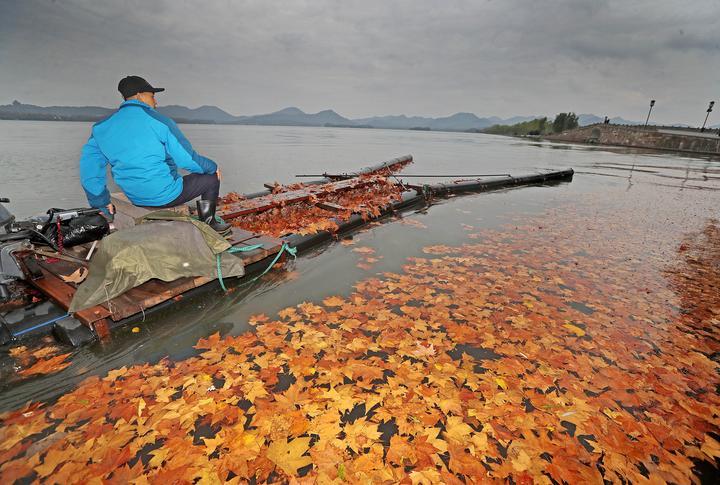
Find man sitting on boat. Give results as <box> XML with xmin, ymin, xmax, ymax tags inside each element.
<box><xmin>79</xmin><ymin>75</ymin><xmax>230</xmax><ymax>234</ymax></box>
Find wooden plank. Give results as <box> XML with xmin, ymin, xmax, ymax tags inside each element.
<box><xmin>104</xmin><ymin>276</ymin><xmax>208</xmax><ymax>321</ymax></box>
<box><xmin>30</xmin><ymin>248</ymin><xmax>87</xmax><ymax>266</ymax></box>
<box><xmin>226</xmin><ymin>228</ymin><xmax>263</xmax><ymax>245</ymax></box>
<box><xmin>315</xmin><ymin>201</ymin><xmax>347</xmax><ymax>212</ymax></box>
<box><xmin>28</xmin><ymin>266</ymin><xmax>110</xmax><ymax>328</ymax></box>
<box><xmin>232</xmin><ymin>234</ymin><xmax>283</xmax><ymax>262</ymax></box>
<box><xmin>240</xmin><ymin>235</ymin><xmax>283</xmax><ymax>252</ymax></box>
<box><xmin>231</xmin><ymin>232</ymin><xmax>283</xmax><ymax>251</ymax></box>
<box><xmin>33</xmin><ymin>259</ymin><xmax>86</xmax><ymax>288</ymax></box>
<box><xmin>93</xmin><ymin>318</ymin><xmax>111</xmax><ymax>339</ymax></box>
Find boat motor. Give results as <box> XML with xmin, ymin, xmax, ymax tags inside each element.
<box><xmin>1</xmin><ymin>200</ymin><xmax>111</xmax><ymax>302</ymax></box>
<box><xmin>1</xmin><ymin>199</ymin><xmax>108</xmax><ymax>345</ymax></box>
<box><xmin>0</xmin><ymin>197</ymin><xmax>34</xmax><ymax>302</ymax></box>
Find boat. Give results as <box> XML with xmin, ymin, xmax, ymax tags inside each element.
<box><xmin>0</xmin><ymin>155</ymin><xmax>573</xmax><ymax>347</ymax></box>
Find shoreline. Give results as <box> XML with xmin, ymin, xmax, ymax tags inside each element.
<box><xmin>545</xmin><ymin>123</ymin><xmax>720</xmax><ymax>157</ymax></box>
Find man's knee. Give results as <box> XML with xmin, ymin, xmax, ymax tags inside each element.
<box><xmin>203</xmin><ymin>173</ymin><xmax>220</xmax><ymax>192</ymax></box>
<box><xmin>200</xmin><ymin>173</ymin><xmax>220</xmax><ymax>200</ymax></box>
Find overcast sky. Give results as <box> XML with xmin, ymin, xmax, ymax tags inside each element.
<box><xmin>1</xmin><ymin>0</ymin><xmax>718</xmax><ymax>124</ymax></box>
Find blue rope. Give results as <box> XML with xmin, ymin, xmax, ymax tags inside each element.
<box><xmin>12</xmin><ymin>312</ymin><xmax>71</xmax><ymax>337</ymax></box>
<box><xmin>216</xmin><ymin>242</ymin><xmax>297</xmax><ymax>292</ymax></box>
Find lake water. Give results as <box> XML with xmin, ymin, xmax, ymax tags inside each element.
<box><xmin>1</xmin><ymin>121</ymin><xmax>719</xmax><ymax>482</ymax></box>
<box><xmin>1</xmin><ymin>120</ymin><xmax>718</xmax><ymax>409</ymax></box>
<box><xmin>4</xmin><ymin>119</ymin><xmax>707</xmax><ymax>218</ymax></box>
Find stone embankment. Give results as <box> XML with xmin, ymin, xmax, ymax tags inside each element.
<box><xmin>546</xmin><ymin>124</ymin><xmax>720</xmax><ymax>155</ymax></box>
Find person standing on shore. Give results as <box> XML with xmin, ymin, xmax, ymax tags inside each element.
<box><xmin>78</xmin><ymin>75</ymin><xmax>230</xmax><ymax>233</ymax></box>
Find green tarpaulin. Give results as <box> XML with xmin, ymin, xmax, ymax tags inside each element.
<box><xmin>69</xmin><ymin>212</ymin><xmax>244</xmax><ymax>312</ymax></box>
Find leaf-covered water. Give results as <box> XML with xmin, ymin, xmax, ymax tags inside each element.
<box><xmin>1</xmin><ymin>122</ymin><xmax>719</xmax><ymax>482</ymax></box>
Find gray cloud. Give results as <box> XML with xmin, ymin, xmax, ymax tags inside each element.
<box><xmin>0</xmin><ymin>0</ymin><xmax>718</xmax><ymax>124</ymax></box>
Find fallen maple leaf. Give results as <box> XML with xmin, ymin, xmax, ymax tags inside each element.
<box><xmin>266</xmin><ymin>437</ymin><xmax>313</xmax><ymax>477</ymax></box>
<box><xmin>701</xmin><ymin>434</ymin><xmax>720</xmax><ymax>460</ymax></box>
<box><xmin>194</xmin><ymin>332</ymin><xmax>221</xmax><ymax>349</ymax></box>
<box><xmin>18</xmin><ymin>353</ymin><xmax>72</xmax><ymax>377</ymax></box>
<box><xmin>412</xmin><ymin>342</ymin><xmax>436</xmax><ymax>357</ymax></box>
<box><xmin>444</xmin><ymin>416</ymin><xmax>473</xmax><ymax>443</ymax></box>
<box><xmin>322</xmin><ymin>296</ymin><xmax>345</xmax><ymax>307</ymax></box>
<box><xmin>59</xmin><ymin>267</ymin><xmax>88</xmax><ymax>284</ymax></box>
<box><xmin>249</xmin><ymin>313</ymin><xmax>270</xmax><ymax>325</ymax></box>
<box><xmin>106</xmin><ymin>366</ymin><xmax>128</xmax><ymax>381</ymax></box>
<box><xmin>343</xmin><ymin>418</ymin><xmax>382</xmax><ymax>453</ymax></box>
<box><xmin>399</xmin><ymin>218</ymin><xmax>428</xmax><ymax>229</ymax></box>
<box><xmin>386</xmin><ymin>434</ymin><xmax>417</xmax><ymax>466</ymax></box>
<box><xmin>563</xmin><ymin>322</ymin><xmax>586</xmax><ymax>337</ymax></box>
<box><xmin>494</xmin><ymin>377</ymin><xmax>508</xmax><ymax>390</ymax></box>
<box><xmin>508</xmin><ymin>443</ymin><xmax>532</xmax><ymax>472</ymax></box>
<box><xmin>409</xmin><ymin>468</ymin><xmax>442</xmax><ymax>484</ymax></box>
<box><xmin>8</xmin><ymin>345</ymin><xmax>28</xmax><ymax>359</ymax></box>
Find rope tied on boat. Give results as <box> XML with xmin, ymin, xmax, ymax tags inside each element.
<box><xmin>215</xmin><ymin>242</ymin><xmax>297</xmax><ymax>292</ymax></box>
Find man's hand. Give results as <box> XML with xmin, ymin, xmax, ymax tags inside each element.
<box><xmin>106</xmin><ymin>203</ymin><xmax>116</xmax><ymax>215</ymax></box>
<box><xmin>216</xmin><ymin>168</ymin><xmax>222</xmax><ymax>181</ymax></box>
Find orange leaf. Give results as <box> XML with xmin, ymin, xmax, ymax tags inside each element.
<box><xmin>323</xmin><ymin>296</ymin><xmax>345</xmax><ymax>307</ymax></box>
<box><xmin>19</xmin><ymin>353</ymin><xmax>72</xmax><ymax>377</ymax></box>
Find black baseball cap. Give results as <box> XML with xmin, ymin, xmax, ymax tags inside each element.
<box><xmin>118</xmin><ymin>76</ymin><xmax>165</xmax><ymax>99</ymax></box>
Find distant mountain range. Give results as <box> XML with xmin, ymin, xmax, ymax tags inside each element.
<box><xmin>0</xmin><ymin>100</ymin><xmax>537</xmax><ymax>130</ymax></box>
<box><xmin>1</xmin><ymin>100</ymin><xmax>709</xmax><ymax>131</ymax></box>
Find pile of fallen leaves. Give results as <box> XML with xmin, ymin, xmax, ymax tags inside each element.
<box><xmin>218</xmin><ymin>192</ymin><xmax>247</xmax><ymax>205</ymax></box>
<box><xmin>8</xmin><ymin>344</ymin><xmax>72</xmax><ymax>378</ymax></box>
<box><xmin>228</xmin><ymin>178</ymin><xmax>404</xmax><ymax>237</ymax></box>
<box><xmin>2</xmin><ymin>179</ymin><xmax>720</xmax><ymax>483</ymax></box>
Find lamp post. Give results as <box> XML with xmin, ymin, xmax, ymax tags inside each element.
<box><xmin>644</xmin><ymin>99</ymin><xmax>655</xmax><ymax>128</ymax></box>
<box><xmin>700</xmin><ymin>101</ymin><xmax>714</xmax><ymax>132</ymax></box>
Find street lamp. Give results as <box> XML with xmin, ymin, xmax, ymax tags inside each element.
<box><xmin>700</xmin><ymin>101</ymin><xmax>714</xmax><ymax>132</ymax></box>
<box><xmin>644</xmin><ymin>99</ymin><xmax>656</xmax><ymax>128</ymax></box>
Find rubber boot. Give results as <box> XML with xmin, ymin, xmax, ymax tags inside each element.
<box><xmin>196</xmin><ymin>199</ymin><xmax>231</xmax><ymax>235</ymax></box>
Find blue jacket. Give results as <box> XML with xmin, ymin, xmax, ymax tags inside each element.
<box><xmin>79</xmin><ymin>100</ymin><xmax>217</xmax><ymax>208</ymax></box>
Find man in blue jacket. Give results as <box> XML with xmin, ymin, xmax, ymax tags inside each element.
<box><xmin>79</xmin><ymin>75</ymin><xmax>230</xmax><ymax>233</ymax></box>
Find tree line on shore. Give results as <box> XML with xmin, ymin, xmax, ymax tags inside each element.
<box><xmin>482</xmin><ymin>112</ymin><xmax>579</xmax><ymax>136</ymax></box>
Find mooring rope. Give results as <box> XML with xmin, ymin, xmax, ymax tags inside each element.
<box><xmin>216</xmin><ymin>242</ymin><xmax>297</xmax><ymax>292</ymax></box>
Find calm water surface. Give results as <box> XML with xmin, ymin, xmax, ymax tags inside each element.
<box><xmin>5</xmin><ymin>119</ymin><xmax>711</xmax><ymax>218</ymax></box>
<box><xmin>0</xmin><ymin>120</ymin><xmax>718</xmax><ymax>410</ymax></box>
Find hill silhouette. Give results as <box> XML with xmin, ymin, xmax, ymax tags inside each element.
<box><xmin>0</xmin><ymin>100</ymin><xmax>652</xmax><ymax>131</ymax></box>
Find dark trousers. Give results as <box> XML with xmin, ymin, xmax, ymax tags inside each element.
<box><xmin>151</xmin><ymin>173</ymin><xmax>220</xmax><ymax>208</ymax></box>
